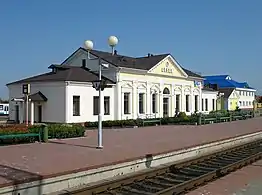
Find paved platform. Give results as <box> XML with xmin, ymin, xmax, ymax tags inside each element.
<box><xmin>0</xmin><ymin>118</ymin><xmax>262</xmax><ymax>190</ymax></box>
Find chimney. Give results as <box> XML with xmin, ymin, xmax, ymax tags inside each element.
<box><xmin>114</xmin><ymin>50</ymin><xmax>118</xmax><ymax>55</ymax></box>
<box><xmin>82</xmin><ymin>59</ymin><xmax>86</xmax><ymax>67</ymax></box>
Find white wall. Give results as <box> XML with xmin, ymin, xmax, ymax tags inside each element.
<box><xmin>201</xmin><ymin>90</ymin><xmax>218</xmax><ymax>114</ymax></box>
<box><xmin>235</xmin><ymin>88</ymin><xmax>256</xmax><ymax>109</ymax></box>
<box><xmin>66</xmin><ymin>82</ymin><xmax>115</xmax><ymax>123</ymax></box>
<box><xmin>117</xmin><ymin>72</ymin><xmax>202</xmax><ymax>119</ymax></box>
<box><xmin>8</xmin><ymin>82</ymin><xmax>66</xmax><ymax>123</ymax></box>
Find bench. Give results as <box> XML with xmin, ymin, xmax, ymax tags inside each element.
<box><xmin>0</xmin><ymin>132</ymin><xmax>42</xmax><ymax>142</ymax></box>
<box><xmin>232</xmin><ymin>115</ymin><xmax>243</xmax><ymax>120</ymax></box>
<box><xmin>202</xmin><ymin>117</ymin><xmax>216</xmax><ymax>124</ymax></box>
<box><xmin>142</xmin><ymin>119</ymin><xmax>161</xmax><ymax>126</ymax></box>
<box><xmin>219</xmin><ymin>116</ymin><xmax>231</xmax><ymax>122</ymax></box>
<box><xmin>243</xmin><ymin>114</ymin><xmax>253</xmax><ymax>119</ymax></box>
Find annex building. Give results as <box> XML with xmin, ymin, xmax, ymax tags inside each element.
<box><xmin>204</xmin><ymin>75</ymin><xmax>256</xmax><ymax>110</ymax></box>
<box><xmin>7</xmin><ymin>48</ymin><xmax>218</xmax><ymax>123</ymax></box>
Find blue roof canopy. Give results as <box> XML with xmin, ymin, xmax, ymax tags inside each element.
<box><xmin>204</xmin><ymin>75</ymin><xmax>254</xmax><ymax>89</ymax></box>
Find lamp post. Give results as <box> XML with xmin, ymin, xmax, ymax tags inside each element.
<box><xmin>84</xmin><ymin>40</ymin><xmax>93</xmax><ymax>59</ymax></box>
<box><xmin>108</xmin><ymin>36</ymin><xmax>118</xmax><ymax>55</ymax></box>
<box><xmin>84</xmin><ymin>36</ymin><xmax>118</xmax><ymax>149</ymax></box>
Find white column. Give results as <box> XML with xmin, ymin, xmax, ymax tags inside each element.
<box><xmin>146</xmin><ymin>82</ymin><xmax>150</xmax><ymax>115</ymax></box>
<box><xmin>181</xmin><ymin>86</ymin><xmax>185</xmax><ymax>112</ymax></box>
<box><xmin>199</xmin><ymin>88</ymin><xmax>202</xmax><ymax>112</ymax></box>
<box><xmin>159</xmin><ymin>83</ymin><xmax>163</xmax><ymax>118</ymax></box>
<box><xmin>30</xmin><ymin>101</ymin><xmax>34</xmax><ymax>125</ymax></box>
<box><xmin>116</xmin><ymin>83</ymin><xmax>122</xmax><ymax>120</ymax></box>
<box><xmin>191</xmin><ymin>88</ymin><xmax>194</xmax><ymax>113</ymax></box>
<box><xmin>171</xmin><ymin>84</ymin><xmax>175</xmax><ymax>117</ymax></box>
<box><xmin>132</xmin><ymin>82</ymin><xmax>137</xmax><ymax>119</ymax></box>
<box><xmin>19</xmin><ymin>103</ymin><xmax>24</xmax><ymax>124</ymax></box>
<box><xmin>202</xmin><ymin>97</ymin><xmax>205</xmax><ymax>112</ymax></box>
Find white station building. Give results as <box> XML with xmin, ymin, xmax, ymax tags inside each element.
<box><xmin>7</xmin><ymin>47</ymin><xmax>218</xmax><ymax>124</ymax></box>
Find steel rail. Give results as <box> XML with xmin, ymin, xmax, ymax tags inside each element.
<box><xmin>58</xmin><ymin>140</ymin><xmax>262</xmax><ymax>195</ymax></box>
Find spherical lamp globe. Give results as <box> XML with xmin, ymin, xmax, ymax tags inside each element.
<box><xmin>108</xmin><ymin>36</ymin><xmax>118</xmax><ymax>47</ymax></box>
<box><xmin>84</xmin><ymin>40</ymin><xmax>94</xmax><ymax>50</ymax></box>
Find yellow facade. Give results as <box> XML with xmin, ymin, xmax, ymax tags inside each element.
<box><xmin>148</xmin><ymin>57</ymin><xmax>186</xmax><ymax>78</ymax></box>
<box><xmin>120</xmin><ymin>57</ymin><xmax>194</xmax><ymax>86</ymax></box>
<box><xmin>118</xmin><ymin>56</ymin><xmax>204</xmax><ymax>118</ymax></box>
<box><xmin>229</xmin><ymin>98</ymin><xmax>238</xmax><ymax>110</ymax></box>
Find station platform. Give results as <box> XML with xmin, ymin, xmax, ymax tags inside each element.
<box><xmin>0</xmin><ymin>117</ymin><xmax>262</xmax><ymax>195</ymax></box>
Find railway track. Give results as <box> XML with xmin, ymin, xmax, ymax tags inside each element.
<box><xmin>61</xmin><ymin>140</ymin><xmax>262</xmax><ymax>195</ymax></box>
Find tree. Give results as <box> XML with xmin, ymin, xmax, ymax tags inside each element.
<box><xmin>258</xmin><ymin>96</ymin><xmax>262</xmax><ymax>103</ymax></box>
<box><xmin>0</xmin><ymin>98</ymin><xmax>8</xmax><ymax>103</ymax></box>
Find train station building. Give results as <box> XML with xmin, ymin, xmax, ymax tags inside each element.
<box><xmin>7</xmin><ymin>47</ymin><xmax>219</xmax><ymax>123</ymax></box>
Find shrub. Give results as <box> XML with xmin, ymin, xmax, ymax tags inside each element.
<box><xmin>36</xmin><ymin>124</ymin><xmax>85</xmax><ymax>139</ymax></box>
<box><xmin>177</xmin><ymin>112</ymin><xmax>188</xmax><ymax>120</ymax></box>
<box><xmin>85</xmin><ymin>115</ymin><xmax>197</xmax><ymax>129</ymax></box>
<box><xmin>0</xmin><ymin>123</ymin><xmax>85</xmax><ymax>145</ymax></box>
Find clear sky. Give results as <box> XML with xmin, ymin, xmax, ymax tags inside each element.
<box><xmin>0</xmin><ymin>0</ymin><xmax>261</xmax><ymax>98</ymax></box>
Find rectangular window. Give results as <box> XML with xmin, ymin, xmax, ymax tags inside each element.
<box><xmin>0</xmin><ymin>105</ymin><xmax>3</xmax><ymax>110</ymax></box>
<box><xmin>73</xmin><ymin>96</ymin><xmax>80</xmax><ymax>116</ymax></box>
<box><xmin>104</xmin><ymin>96</ymin><xmax>110</xmax><ymax>115</ymax></box>
<box><xmin>202</xmin><ymin>98</ymin><xmax>204</xmax><ymax>111</ymax></box>
<box><xmin>124</xmin><ymin>93</ymin><xmax>130</xmax><ymax>114</ymax></box>
<box><xmin>152</xmin><ymin>93</ymin><xmax>156</xmax><ymax>113</ymax></box>
<box><xmin>93</xmin><ymin>96</ymin><xmax>99</xmax><ymax>115</ymax></box>
<box><xmin>194</xmin><ymin>95</ymin><xmax>198</xmax><ymax>112</ymax></box>
<box><xmin>205</xmin><ymin>98</ymin><xmax>208</xmax><ymax>111</ymax></box>
<box><xmin>139</xmin><ymin>93</ymin><xmax>145</xmax><ymax>114</ymax></box>
<box><xmin>175</xmin><ymin>94</ymin><xmax>180</xmax><ymax>112</ymax></box>
<box><xmin>186</xmin><ymin>95</ymin><xmax>190</xmax><ymax>112</ymax></box>
<box><xmin>212</xmin><ymin>99</ymin><xmax>215</xmax><ymax>110</ymax></box>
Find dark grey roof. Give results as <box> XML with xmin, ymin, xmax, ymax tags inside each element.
<box><xmin>218</xmin><ymin>88</ymin><xmax>235</xmax><ymax>98</ymax></box>
<box><xmin>7</xmin><ymin>48</ymin><xmax>202</xmax><ymax>86</ymax></box>
<box><xmin>7</xmin><ymin>66</ymin><xmax>115</xmax><ymax>85</ymax></box>
<box><xmin>13</xmin><ymin>91</ymin><xmax>48</xmax><ymax>102</ymax></box>
<box><xmin>202</xmin><ymin>87</ymin><xmax>217</xmax><ymax>92</ymax></box>
<box><xmin>29</xmin><ymin>91</ymin><xmax>48</xmax><ymax>101</ymax></box>
<box><xmin>82</xmin><ymin>48</ymin><xmax>202</xmax><ymax>78</ymax></box>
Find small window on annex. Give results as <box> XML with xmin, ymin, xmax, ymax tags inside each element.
<box><xmin>73</xmin><ymin>96</ymin><xmax>80</xmax><ymax>116</ymax></box>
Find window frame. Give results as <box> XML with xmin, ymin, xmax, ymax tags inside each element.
<box><xmin>73</xmin><ymin>96</ymin><xmax>80</xmax><ymax>116</ymax></box>
<box><xmin>104</xmin><ymin>96</ymin><xmax>110</xmax><ymax>115</ymax></box>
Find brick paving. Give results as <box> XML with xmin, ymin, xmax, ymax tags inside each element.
<box><xmin>186</xmin><ymin>160</ymin><xmax>262</xmax><ymax>195</ymax></box>
<box><xmin>0</xmin><ymin>118</ymin><xmax>262</xmax><ymax>188</ymax></box>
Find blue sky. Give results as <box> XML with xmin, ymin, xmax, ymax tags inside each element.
<box><xmin>0</xmin><ymin>0</ymin><xmax>261</xmax><ymax>98</ymax></box>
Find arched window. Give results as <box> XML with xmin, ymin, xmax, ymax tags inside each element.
<box><xmin>163</xmin><ymin>87</ymin><xmax>170</xmax><ymax>94</ymax></box>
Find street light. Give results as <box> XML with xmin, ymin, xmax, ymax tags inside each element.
<box><xmin>84</xmin><ymin>40</ymin><xmax>94</xmax><ymax>59</ymax></box>
<box><xmin>108</xmin><ymin>36</ymin><xmax>118</xmax><ymax>55</ymax></box>
<box><xmin>84</xmin><ymin>36</ymin><xmax>118</xmax><ymax>149</ymax></box>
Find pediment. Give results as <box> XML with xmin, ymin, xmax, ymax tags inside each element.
<box><xmin>148</xmin><ymin>55</ymin><xmax>188</xmax><ymax>78</ymax></box>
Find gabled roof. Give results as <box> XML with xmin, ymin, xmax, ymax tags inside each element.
<box><xmin>7</xmin><ymin>47</ymin><xmax>202</xmax><ymax>86</ymax></box>
<box><xmin>71</xmin><ymin>48</ymin><xmax>202</xmax><ymax>78</ymax></box>
<box><xmin>218</xmin><ymin>88</ymin><xmax>235</xmax><ymax>98</ymax></box>
<box><xmin>6</xmin><ymin>66</ymin><xmax>115</xmax><ymax>85</ymax></box>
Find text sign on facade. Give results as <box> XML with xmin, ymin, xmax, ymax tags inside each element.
<box><xmin>161</xmin><ymin>62</ymin><xmax>173</xmax><ymax>74</ymax></box>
